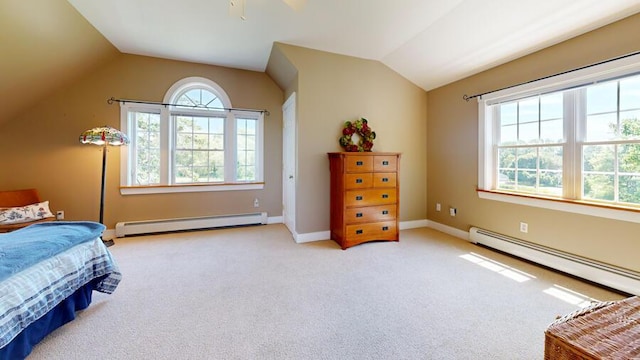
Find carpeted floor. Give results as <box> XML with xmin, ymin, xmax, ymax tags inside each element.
<box><xmin>28</xmin><ymin>225</ymin><xmax>624</xmax><ymax>359</ymax></box>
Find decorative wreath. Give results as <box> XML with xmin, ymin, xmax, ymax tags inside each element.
<box><xmin>339</xmin><ymin>118</ymin><xmax>376</xmax><ymax>152</ymax></box>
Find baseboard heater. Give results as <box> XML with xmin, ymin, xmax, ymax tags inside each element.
<box><xmin>115</xmin><ymin>212</ymin><xmax>268</xmax><ymax>238</ymax></box>
<box><xmin>469</xmin><ymin>227</ymin><xmax>640</xmax><ymax>296</ymax></box>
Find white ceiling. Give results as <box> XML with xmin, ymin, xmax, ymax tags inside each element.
<box><xmin>67</xmin><ymin>0</ymin><xmax>640</xmax><ymax>91</ymax></box>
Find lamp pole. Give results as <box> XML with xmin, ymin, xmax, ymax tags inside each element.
<box><xmin>100</xmin><ymin>144</ymin><xmax>107</xmax><ymax>224</ymax></box>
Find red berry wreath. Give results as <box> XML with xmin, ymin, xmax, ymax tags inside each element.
<box><xmin>339</xmin><ymin>118</ymin><xmax>376</xmax><ymax>152</ymax></box>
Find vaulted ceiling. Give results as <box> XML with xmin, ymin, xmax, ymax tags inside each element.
<box><xmin>67</xmin><ymin>0</ymin><xmax>640</xmax><ymax>90</ymax></box>
<box><xmin>2</xmin><ymin>0</ymin><xmax>640</xmax><ymax>125</ymax></box>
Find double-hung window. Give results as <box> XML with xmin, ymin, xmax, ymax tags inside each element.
<box><xmin>120</xmin><ymin>77</ymin><xmax>264</xmax><ymax>194</ymax></box>
<box><xmin>478</xmin><ymin>54</ymin><xmax>640</xmax><ymax>219</ymax></box>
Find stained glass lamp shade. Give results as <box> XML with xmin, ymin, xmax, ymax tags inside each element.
<box><xmin>79</xmin><ymin>126</ymin><xmax>130</xmax><ymax>230</ymax></box>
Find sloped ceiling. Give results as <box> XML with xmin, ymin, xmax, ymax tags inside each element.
<box><xmin>67</xmin><ymin>0</ymin><xmax>640</xmax><ymax>91</ymax></box>
<box><xmin>0</xmin><ymin>0</ymin><xmax>117</xmax><ymax>125</ymax></box>
<box><xmin>2</xmin><ymin>1</ymin><xmax>640</xmax><ymax>126</ymax></box>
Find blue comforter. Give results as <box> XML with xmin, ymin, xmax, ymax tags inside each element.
<box><xmin>0</xmin><ymin>221</ymin><xmax>105</xmax><ymax>282</ymax></box>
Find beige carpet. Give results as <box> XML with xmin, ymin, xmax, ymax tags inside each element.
<box><xmin>28</xmin><ymin>225</ymin><xmax>623</xmax><ymax>359</ymax></box>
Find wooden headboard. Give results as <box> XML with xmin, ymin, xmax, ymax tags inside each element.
<box><xmin>0</xmin><ymin>189</ymin><xmax>42</xmax><ymax>207</ymax></box>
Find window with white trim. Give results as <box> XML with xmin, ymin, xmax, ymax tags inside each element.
<box><xmin>479</xmin><ymin>54</ymin><xmax>640</xmax><ymax>210</ymax></box>
<box><xmin>120</xmin><ymin>77</ymin><xmax>264</xmax><ymax>194</ymax></box>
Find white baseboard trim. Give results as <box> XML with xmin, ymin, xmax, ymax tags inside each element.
<box><xmin>295</xmin><ymin>230</ymin><xmax>330</xmax><ymax>243</ymax></box>
<box><xmin>267</xmin><ymin>216</ymin><xmax>283</xmax><ymax>224</ymax></box>
<box><xmin>426</xmin><ymin>221</ymin><xmax>470</xmax><ymax>241</ymax></box>
<box><xmin>399</xmin><ymin>219</ymin><xmax>429</xmax><ymax>230</ymax></box>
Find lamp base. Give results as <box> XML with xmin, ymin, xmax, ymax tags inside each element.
<box><xmin>102</xmin><ymin>238</ymin><xmax>115</xmax><ymax>247</ymax></box>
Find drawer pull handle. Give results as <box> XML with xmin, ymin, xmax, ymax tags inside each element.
<box><xmin>356</xmin><ymin>229</ymin><xmax>363</xmax><ymax>234</ymax></box>
<box><xmin>382</xmin><ymin>210</ymin><xmax>389</xmax><ymax>215</ymax></box>
<box><xmin>382</xmin><ymin>160</ymin><xmax>389</xmax><ymax>166</ymax></box>
<box><xmin>382</xmin><ymin>226</ymin><xmax>389</xmax><ymax>231</ymax></box>
<box><xmin>356</xmin><ymin>178</ymin><xmax>363</xmax><ymax>183</ymax></box>
<box><xmin>356</xmin><ymin>213</ymin><xmax>363</xmax><ymax>217</ymax></box>
<box><xmin>356</xmin><ymin>161</ymin><xmax>363</xmax><ymax>166</ymax></box>
<box><xmin>356</xmin><ymin>195</ymin><xmax>363</xmax><ymax>201</ymax></box>
<box><xmin>382</xmin><ymin>194</ymin><xmax>389</xmax><ymax>199</ymax></box>
<box><xmin>382</xmin><ymin>177</ymin><xmax>389</xmax><ymax>182</ymax></box>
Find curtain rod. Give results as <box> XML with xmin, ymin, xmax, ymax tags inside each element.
<box><xmin>462</xmin><ymin>50</ymin><xmax>640</xmax><ymax>102</ymax></box>
<box><xmin>107</xmin><ymin>97</ymin><xmax>270</xmax><ymax>116</ymax></box>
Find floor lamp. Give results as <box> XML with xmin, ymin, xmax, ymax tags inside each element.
<box><xmin>79</xmin><ymin>126</ymin><xmax>130</xmax><ymax>246</ymax></box>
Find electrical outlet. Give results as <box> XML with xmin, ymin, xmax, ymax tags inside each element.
<box><xmin>56</xmin><ymin>210</ymin><xmax>64</xmax><ymax>220</ymax></box>
<box><xmin>449</xmin><ymin>207</ymin><xmax>457</xmax><ymax>217</ymax></box>
<box><xmin>520</xmin><ymin>222</ymin><xmax>528</xmax><ymax>233</ymax></box>
<box><xmin>436</xmin><ymin>203</ymin><xmax>441</xmax><ymax>212</ymax></box>
<box><xmin>253</xmin><ymin>198</ymin><xmax>259</xmax><ymax>208</ymax></box>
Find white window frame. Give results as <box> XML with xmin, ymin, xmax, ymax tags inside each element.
<box><xmin>120</xmin><ymin>77</ymin><xmax>264</xmax><ymax>195</ymax></box>
<box><xmin>478</xmin><ymin>53</ymin><xmax>640</xmax><ymax>223</ymax></box>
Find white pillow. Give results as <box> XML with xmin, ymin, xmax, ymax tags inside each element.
<box><xmin>0</xmin><ymin>201</ymin><xmax>54</xmax><ymax>225</ymax></box>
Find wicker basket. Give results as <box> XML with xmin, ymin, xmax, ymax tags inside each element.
<box><xmin>544</xmin><ymin>296</ymin><xmax>640</xmax><ymax>359</ymax></box>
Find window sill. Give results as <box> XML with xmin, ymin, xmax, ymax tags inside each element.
<box><xmin>121</xmin><ymin>182</ymin><xmax>264</xmax><ymax>195</ymax></box>
<box><xmin>476</xmin><ymin>189</ymin><xmax>640</xmax><ymax>224</ymax></box>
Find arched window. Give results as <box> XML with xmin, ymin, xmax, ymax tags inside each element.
<box><xmin>120</xmin><ymin>77</ymin><xmax>263</xmax><ymax>194</ymax></box>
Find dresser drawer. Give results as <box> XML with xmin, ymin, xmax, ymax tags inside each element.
<box><xmin>374</xmin><ymin>156</ymin><xmax>397</xmax><ymax>172</ymax></box>
<box><xmin>345</xmin><ymin>189</ymin><xmax>397</xmax><ymax>207</ymax></box>
<box><xmin>345</xmin><ymin>173</ymin><xmax>373</xmax><ymax>189</ymax></box>
<box><xmin>345</xmin><ymin>205</ymin><xmax>396</xmax><ymax>224</ymax></box>
<box><xmin>345</xmin><ymin>155</ymin><xmax>373</xmax><ymax>173</ymax></box>
<box><xmin>373</xmin><ymin>173</ymin><xmax>396</xmax><ymax>188</ymax></box>
<box><xmin>345</xmin><ymin>221</ymin><xmax>398</xmax><ymax>243</ymax></box>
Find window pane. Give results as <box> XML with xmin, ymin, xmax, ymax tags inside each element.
<box><xmin>540</xmin><ymin>93</ymin><xmax>563</xmax><ymax>120</ymax></box>
<box><xmin>583</xmin><ymin>145</ymin><xmax>614</xmax><ymax>172</ymax></box>
<box><xmin>620</xmin><ymin>75</ymin><xmax>640</xmax><ymax>111</ymax></box>
<box><xmin>585</xmin><ymin>113</ymin><xmax>617</xmax><ymax>141</ymax></box>
<box><xmin>176</xmin><ymin>89</ymin><xmax>224</xmax><ymax>110</ymax></box>
<box><xmin>497</xmin><ymin>148</ymin><xmax>516</xmax><ymax>190</ymax></box>
<box><xmin>619</xmin><ymin>175</ymin><xmax>640</xmax><ymax>204</ymax></box>
<box><xmin>193</xmin><ymin>134</ymin><xmax>209</xmax><ymax>150</ymax></box>
<box><xmin>619</xmin><ymin>111</ymin><xmax>640</xmax><ymax>139</ymax></box>
<box><xmin>132</xmin><ymin>111</ymin><xmax>161</xmax><ymax>185</ymax></box>
<box><xmin>519</xmin><ymin>121</ymin><xmax>539</xmax><ymax>143</ymax></box>
<box><xmin>236</xmin><ymin>118</ymin><xmax>257</xmax><ymax>181</ymax></box>
<box><xmin>583</xmin><ymin>174</ymin><xmax>614</xmax><ymax>201</ymax></box>
<box><xmin>193</xmin><ymin>151</ymin><xmax>208</xmax><ymax>167</ymax></box>
<box><xmin>210</xmin><ymin>118</ymin><xmax>224</xmax><ymax>134</ymax></box>
<box><xmin>500</xmin><ymin>124</ymin><xmax>517</xmax><ymax>145</ymax></box>
<box><xmin>516</xmin><ymin>147</ymin><xmax>537</xmax><ymax>192</ymax></box>
<box><xmin>173</xmin><ymin>115</ymin><xmax>226</xmax><ymax>184</ymax></box>
<box><xmin>517</xmin><ymin>147</ymin><xmax>537</xmax><ymax>170</ymax></box>
<box><xmin>619</xmin><ymin>144</ymin><xmax>640</xmax><ymax>173</ymax></box>
<box><xmin>176</xmin><ymin>133</ymin><xmax>193</xmax><ymax>148</ymax></box>
<box><xmin>519</xmin><ymin>98</ymin><xmax>539</xmax><ymax>123</ymax></box>
<box><xmin>178</xmin><ymin>116</ymin><xmax>193</xmax><ymax>129</ymax></box>
<box><xmin>583</xmin><ymin>144</ymin><xmax>615</xmax><ymax>201</ymax></box>
<box><xmin>500</xmin><ymin>103</ymin><xmax>517</xmax><ymax>125</ymax></box>
<box><xmin>209</xmin><ymin>134</ymin><xmax>224</xmax><ymax>150</ymax></box>
<box><xmin>175</xmin><ymin>150</ymin><xmax>193</xmax><ymax>167</ymax></box>
<box><xmin>540</xmin><ymin>119</ymin><xmax>563</xmax><ymax>143</ymax></box>
<box><xmin>539</xmin><ymin>147</ymin><xmax>563</xmax><ymax>196</ymax></box>
<box><xmin>587</xmin><ymin>81</ymin><xmax>617</xmax><ymax>114</ymax></box>
<box><xmin>194</xmin><ymin>117</ymin><xmax>209</xmax><ymax>132</ymax></box>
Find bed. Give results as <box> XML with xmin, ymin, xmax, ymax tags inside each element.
<box><xmin>0</xmin><ymin>221</ymin><xmax>121</xmax><ymax>359</ymax></box>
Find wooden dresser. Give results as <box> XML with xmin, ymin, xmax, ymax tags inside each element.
<box><xmin>328</xmin><ymin>152</ymin><xmax>400</xmax><ymax>249</ymax></box>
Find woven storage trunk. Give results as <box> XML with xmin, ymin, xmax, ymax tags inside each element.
<box><xmin>544</xmin><ymin>296</ymin><xmax>640</xmax><ymax>359</ymax></box>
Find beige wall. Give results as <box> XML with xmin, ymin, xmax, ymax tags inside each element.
<box><xmin>0</xmin><ymin>0</ymin><xmax>118</xmax><ymax>123</ymax></box>
<box><xmin>270</xmin><ymin>44</ymin><xmax>428</xmax><ymax>234</ymax></box>
<box><xmin>427</xmin><ymin>13</ymin><xmax>640</xmax><ymax>272</ymax></box>
<box><xmin>0</xmin><ymin>54</ymin><xmax>284</xmax><ymax>229</ymax></box>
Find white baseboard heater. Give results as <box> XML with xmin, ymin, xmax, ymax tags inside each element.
<box><xmin>469</xmin><ymin>227</ymin><xmax>640</xmax><ymax>296</ymax></box>
<box><xmin>115</xmin><ymin>212</ymin><xmax>268</xmax><ymax>238</ymax></box>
